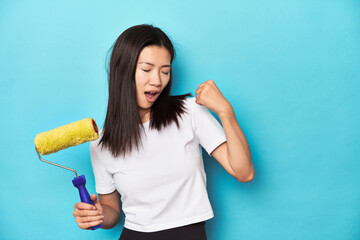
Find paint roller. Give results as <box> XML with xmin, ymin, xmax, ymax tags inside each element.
<box><xmin>34</xmin><ymin>118</ymin><xmax>102</xmax><ymax>230</ymax></box>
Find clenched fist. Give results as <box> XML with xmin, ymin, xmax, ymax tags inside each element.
<box><xmin>195</xmin><ymin>80</ymin><xmax>233</xmax><ymax>117</ymax></box>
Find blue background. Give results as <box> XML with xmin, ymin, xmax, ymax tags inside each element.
<box><xmin>1</xmin><ymin>0</ymin><xmax>359</xmax><ymax>239</ymax></box>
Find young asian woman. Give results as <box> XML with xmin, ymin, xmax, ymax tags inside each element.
<box><xmin>72</xmin><ymin>24</ymin><xmax>254</xmax><ymax>240</ymax></box>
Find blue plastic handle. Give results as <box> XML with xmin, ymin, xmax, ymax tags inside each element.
<box><xmin>72</xmin><ymin>175</ymin><xmax>102</xmax><ymax>230</ymax></box>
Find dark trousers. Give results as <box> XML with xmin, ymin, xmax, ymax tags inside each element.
<box><xmin>119</xmin><ymin>221</ymin><xmax>207</xmax><ymax>240</ymax></box>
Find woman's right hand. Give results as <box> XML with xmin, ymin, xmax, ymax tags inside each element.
<box><xmin>73</xmin><ymin>194</ymin><xmax>104</xmax><ymax>229</ymax></box>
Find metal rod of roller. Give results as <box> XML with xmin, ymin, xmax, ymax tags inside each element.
<box><xmin>35</xmin><ymin>146</ymin><xmax>78</xmax><ymax>177</ymax></box>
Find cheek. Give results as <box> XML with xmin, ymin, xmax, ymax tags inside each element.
<box><xmin>134</xmin><ymin>73</ymin><xmax>144</xmax><ymax>100</ymax></box>
<box><xmin>162</xmin><ymin>77</ymin><xmax>170</xmax><ymax>89</ymax></box>
<box><xmin>135</xmin><ymin>72</ymin><xmax>147</xmax><ymax>88</ymax></box>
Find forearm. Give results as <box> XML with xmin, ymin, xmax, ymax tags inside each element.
<box><xmin>218</xmin><ymin>106</ymin><xmax>253</xmax><ymax>180</ymax></box>
<box><xmin>101</xmin><ymin>205</ymin><xmax>120</xmax><ymax>229</ymax></box>
<box><xmin>194</xmin><ymin>79</ymin><xmax>254</xmax><ymax>180</ymax></box>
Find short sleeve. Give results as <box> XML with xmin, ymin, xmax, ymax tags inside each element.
<box><xmin>90</xmin><ymin>142</ymin><xmax>116</xmax><ymax>194</ymax></box>
<box><xmin>191</xmin><ymin>98</ymin><xmax>227</xmax><ymax>155</ymax></box>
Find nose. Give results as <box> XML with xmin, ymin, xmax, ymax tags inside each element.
<box><xmin>149</xmin><ymin>71</ymin><xmax>162</xmax><ymax>87</ymax></box>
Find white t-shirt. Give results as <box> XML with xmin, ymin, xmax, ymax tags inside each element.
<box><xmin>90</xmin><ymin>97</ymin><xmax>226</xmax><ymax>232</ymax></box>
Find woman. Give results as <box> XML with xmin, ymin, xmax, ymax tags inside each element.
<box><xmin>73</xmin><ymin>24</ymin><xmax>254</xmax><ymax>240</ymax></box>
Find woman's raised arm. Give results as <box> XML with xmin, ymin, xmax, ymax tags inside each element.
<box><xmin>195</xmin><ymin>80</ymin><xmax>254</xmax><ymax>182</ymax></box>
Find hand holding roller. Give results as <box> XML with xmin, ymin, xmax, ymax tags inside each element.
<box><xmin>34</xmin><ymin>118</ymin><xmax>102</xmax><ymax>230</ymax></box>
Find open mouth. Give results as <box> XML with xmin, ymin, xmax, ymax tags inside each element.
<box><xmin>144</xmin><ymin>91</ymin><xmax>160</xmax><ymax>103</ymax></box>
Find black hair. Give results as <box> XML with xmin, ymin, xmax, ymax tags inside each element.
<box><xmin>99</xmin><ymin>24</ymin><xmax>190</xmax><ymax>157</ymax></box>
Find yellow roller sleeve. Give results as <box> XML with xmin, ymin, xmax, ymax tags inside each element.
<box><xmin>34</xmin><ymin>118</ymin><xmax>99</xmax><ymax>155</ymax></box>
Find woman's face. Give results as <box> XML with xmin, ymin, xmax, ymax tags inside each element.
<box><xmin>135</xmin><ymin>45</ymin><xmax>171</xmax><ymax>121</ymax></box>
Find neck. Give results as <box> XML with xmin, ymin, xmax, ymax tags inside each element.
<box><xmin>138</xmin><ymin>108</ymin><xmax>151</xmax><ymax>123</ymax></box>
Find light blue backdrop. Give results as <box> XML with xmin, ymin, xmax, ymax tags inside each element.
<box><xmin>1</xmin><ymin>0</ymin><xmax>359</xmax><ymax>239</ymax></box>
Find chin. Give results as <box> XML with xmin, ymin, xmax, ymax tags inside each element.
<box><xmin>139</xmin><ymin>102</ymin><xmax>152</xmax><ymax>110</ymax></box>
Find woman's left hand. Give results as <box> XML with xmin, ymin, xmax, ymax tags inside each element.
<box><xmin>195</xmin><ymin>80</ymin><xmax>233</xmax><ymax>117</ymax></box>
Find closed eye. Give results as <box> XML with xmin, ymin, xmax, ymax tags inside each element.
<box><xmin>142</xmin><ymin>69</ymin><xmax>151</xmax><ymax>72</ymax></box>
<box><xmin>161</xmin><ymin>71</ymin><xmax>169</xmax><ymax>75</ymax></box>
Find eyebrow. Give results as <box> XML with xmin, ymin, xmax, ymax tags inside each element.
<box><xmin>139</xmin><ymin>62</ymin><xmax>171</xmax><ymax>68</ymax></box>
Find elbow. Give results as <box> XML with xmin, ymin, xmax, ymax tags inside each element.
<box><xmin>235</xmin><ymin>168</ymin><xmax>255</xmax><ymax>183</ymax></box>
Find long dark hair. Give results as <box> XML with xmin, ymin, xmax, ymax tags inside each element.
<box><xmin>99</xmin><ymin>24</ymin><xmax>190</xmax><ymax>157</ymax></box>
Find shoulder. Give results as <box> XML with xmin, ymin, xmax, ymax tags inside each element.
<box><xmin>184</xmin><ymin>97</ymin><xmax>211</xmax><ymax>116</ymax></box>
<box><xmin>183</xmin><ymin>97</ymin><xmax>196</xmax><ymax>111</ymax></box>
<box><xmin>90</xmin><ymin>128</ymin><xmax>115</xmax><ymax>163</ymax></box>
<box><xmin>181</xmin><ymin>97</ymin><xmax>214</xmax><ymax>121</ymax></box>
<box><xmin>90</xmin><ymin>128</ymin><xmax>104</xmax><ymax>152</ymax></box>
<box><xmin>179</xmin><ymin>97</ymin><xmax>197</xmax><ymax>122</ymax></box>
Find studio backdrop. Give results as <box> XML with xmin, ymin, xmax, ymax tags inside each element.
<box><xmin>0</xmin><ymin>0</ymin><xmax>359</xmax><ymax>239</ymax></box>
